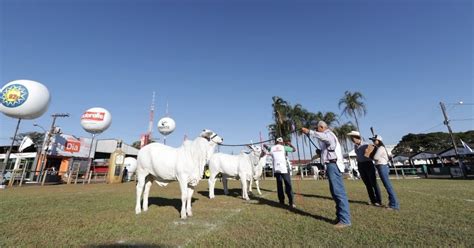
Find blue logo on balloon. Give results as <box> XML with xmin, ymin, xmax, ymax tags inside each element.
<box><xmin>1</xmin><ymin>84</ymin><xmax>29</xmax><ymax>108</ymax></box>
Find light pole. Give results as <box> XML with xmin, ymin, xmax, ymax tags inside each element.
<box><xmin>0</xmin><ymin>119</ymin><xmax>22</xmax><ymax>186</ymax></box>
<box><xmin>38</xmin><ymin>113</ymin><xmax>70</xmax><ymax>183</ymax></box>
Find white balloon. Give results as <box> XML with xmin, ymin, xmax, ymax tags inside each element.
<box><xmin>80</xmin><ymin>107</ymin><xmax>112</xmax><ymax>134</ymax></box>
<box><xmin>124</xmin><ymin>157</ymin><xmax>137</xmax><ymax>173</ymax></box>
<box><xmin>157</xmin><ymin>117</ymin><xmax>176</xmax><ymax>135</ymax></box>
<box><xmin>0</xmin><ymin>79</ymin><xmax>50</xmax><ymax>119</ymax></box>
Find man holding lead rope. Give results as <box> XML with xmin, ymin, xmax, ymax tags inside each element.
<box><xmin>302</xmin><ymin>121</ymin><xmax>352</xmax><ymax>229</ymax></box>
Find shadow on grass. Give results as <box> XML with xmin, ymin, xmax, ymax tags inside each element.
<box><xmin>147</xmin><ymin>197</ymin><xmax>198</xmax><ymax>212</ymax></box>
<box><xmin>252</xmin><ymin>195</ymin><xmax>335</xmax><ymax>224</ymax></box>
<box><xmin>259</xmin><ymin>187</ymin><xmax>368</xmax><ymax>205</ymax></box>
<box><xmin>197</xmin><ymin>188</ymin><xmax>242</xmax><ymax>199</ymax></box>
<box><xmin>298</xmin><ymin>193</ymin><xmax>369</xmax><ymax>205</ymax></box>
<box><xmin>87</xmin><ymin>243</ymin><xmax>171</xmax><ymax>248</ymax></box>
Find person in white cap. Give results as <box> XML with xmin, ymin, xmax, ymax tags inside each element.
<box><xmin>370</xmin><ymin>135</ymin><xmax>400</xmax><ymax>210</ymax></box>
<box><xmin>347</xmin><ymin>131</ymin><xmax>382</xmax><ymax>207</ymax></box>
<box><xmin>264</xmin><ymin>137</ymin><xmax>296</xmax><ymax>208</ymax></box>
<box><xmin>302</xmin><ymin>121</ymin><xmax>351</xmax><ymax>228</ymax></box>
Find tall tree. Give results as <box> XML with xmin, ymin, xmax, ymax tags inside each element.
<box><xmin>333</xmin><ymin>122</ymin><xmax>356</xmax><ymax>153</ymax></box>
<box><xmin>338</xmin><ymin>91</ymin><xmax>367</xmax><ymax>133</ymax></box>
<box><xmin>392</xmin><ymin>131</ymin><xmax>474</xmax><ymax>155</ymax></box>
<box><xmin>131</xmin><ymin>141</ymin><xmax>141</xmax><ymax>149</ymax></box>
<box><xmin>271</xmin><ymin>96</ymin><xmax>292</xmax><ymax>141</ymax></box>
<box><xmin>290</xmin><ymin>104</ymin><xmax>307</xmax><ymax>161</ymax></box>
<box><xmin>14</xmin><ymin>132</ymin><xmax>45</xmax><ymax>149</ymax></box>
<box><xmin>315</xmin><ymin>111</ymin><xmax>339</xmax><ymax>128</ymax></box>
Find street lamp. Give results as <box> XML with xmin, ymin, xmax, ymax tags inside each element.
<box><xmin>33</xmin><ymin>123</ymin><xmax>46</xmax><ymax>132</ymax></box>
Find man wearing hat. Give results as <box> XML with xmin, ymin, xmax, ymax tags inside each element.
<box><xmin>347</xmin><ymin>131</ymin><xmax>382</xmax><ymax>206</ymax></box>
<box><xmin>302</xmin><ymin>121</ymin><xmax>351</xmax><ymax>228</ymax></box>
<box><xmin>371</xmin><ymin>135</ymin><xmax>400</xmax><ymax>210</ymax></box>
<box><xmin>264</xmin><ymin>137</ymin><xmax>296</xmax><ymax>208</ymax></box>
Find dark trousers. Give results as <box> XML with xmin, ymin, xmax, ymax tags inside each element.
<box><xmin>275</xmin><ymin>172</ymin><xmax>294</xmax><ymax>205</ymax></box>
<box><xmin>358</xmin><ymin>161</ymin><xmax>381</xmax><ymax>204</ymax></box>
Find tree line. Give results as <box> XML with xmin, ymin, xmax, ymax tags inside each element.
<box><xmin>268</xmin><ymin>91</ymin><xmax>367</xmax><ymax>160</ymax></box>
<box><xmin>392</xmin><ymin>131</ymin><xmax>474</xmax><ymax>155</ymax></box>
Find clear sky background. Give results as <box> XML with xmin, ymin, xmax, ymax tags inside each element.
<box><xmin>1</xmin><ymin>0</ymin><xmax>472</xmax><ymax>155</ymax></box>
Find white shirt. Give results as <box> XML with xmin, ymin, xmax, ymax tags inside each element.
<box><xmin>373</xmin><ymin>146</ymin><xmax>390</xmax><ymax>165</ymax></box>
<box><xmin>270</xmin><ymin>144</ymin><xmax>288</xmax><ymax>173</ymax></box>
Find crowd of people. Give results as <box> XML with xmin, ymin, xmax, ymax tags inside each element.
<box><xmin>263</xmin><ymin>121</ymin><xmax>399</xmax><ymax>229</ymax></box>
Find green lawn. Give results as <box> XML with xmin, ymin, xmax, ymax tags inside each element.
<box><xmin>1</xmin><ymin>178</ymin><xmax>473</xmax><ymax>247</ymax></box>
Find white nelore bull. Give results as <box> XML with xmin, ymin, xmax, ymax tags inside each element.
<box><xmin>248</xmin><ymin>154</ymin><xmax>267</xmax><ymax>195</ymax></box>
<box><xmin>135</xmin><ymin>129</ymin><xmax>223</xmax><ymax>219</ymax></box>
<box><xmin>208</xmin><ymin>145</ymin><xmax>263</xmax><ymax>200</ymax></box>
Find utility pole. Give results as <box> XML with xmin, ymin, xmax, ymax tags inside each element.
<box><xmin>439</xmin><ymin>102</ymin><xmax>464</xmax><ymax>178</ymax></box>
<box><xmin>0</xmin><ymin>118</ymin><xmax>22</xmax><ymax>186</ymax></box>
<box><xmin>38</xmin><ymin>113</ymin><xmax>70</xmax><ymax>183</ymax></box>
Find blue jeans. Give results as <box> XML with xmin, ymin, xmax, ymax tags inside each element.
<box><xmin>275</xmin><ymin>172</ymin><xmax>294</xmax><ymax>206</ymax></box>
<box><xmin>326</xmin><ymin>163</ymin><xmax>351</xmax><ymax>225</ymax></box>
<box><xmin>376</xmin><ymin>164</ymin><xmax>400</xmax><ymax>210</ymax></box>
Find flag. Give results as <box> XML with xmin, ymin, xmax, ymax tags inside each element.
<box><xmin>460</xmin><ymin>139</ymin><xmax>473</xmax><ymax>153</ymax></box>
<box><xmin>19</xmin><ymin>136</ymin><xmax>34</xmax><ymax>152</ymax></box>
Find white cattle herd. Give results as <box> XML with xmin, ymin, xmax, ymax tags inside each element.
<box><xmin>135</xmin><ymin>129</ymin><xmax>267</xmax><ymax>219</ymax></box>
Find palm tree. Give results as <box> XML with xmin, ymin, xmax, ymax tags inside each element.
<box><xmin>338</xmin><ymin>91</ymin><xmax>367</xmax><ymax>133</ymax></box>
<box><xmin>333</xmin><ymin>122</ymin><xmax>356</xmax><ymax>153</ymax></box>
<box><xmin>271</xmin><ymin>96</ymin><xmax>292</xmax><ymax>141</ymax></box>
<box><xmin>315</xmin><ymin>111</ymin><xmax>339</xmax><ymax>128</ymax></box>
<box><xmin>302</xmin><ymin>111</ymin><xmax>317</xmax><ymax>159</ymax></box>
<box><xmin>290</xmin><ymin>104</ymin><xmax>308</xmax><ymax>162</ymax></box>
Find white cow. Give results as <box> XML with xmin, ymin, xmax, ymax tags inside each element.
<box><xmin>208</xmin><ymin>145</ymin><xmax>262</xmax><ymax>200</ymax></box>
<box><xmin>248</xmin><ymin>154</ymin><xmax>267</xmax><ymax>195</ymax></box>
<box><xmin>135</xmin><ymin>129</ymin><xmax>223</xmax><ymax>219</ymax></box>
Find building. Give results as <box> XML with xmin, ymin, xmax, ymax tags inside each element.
<box><xmin>0</xmin><ymin>134</ymin><xmax>139</xmax><ymax>184</ymax></box>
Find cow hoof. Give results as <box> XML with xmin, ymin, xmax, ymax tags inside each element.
<box><xmin>187</xmin><ymin>212</ymin><xmax>193</xmax><ymax>217</ymax></box>
<box><xmin>209</xmin><ymin>195</ymin><xmax>215</xmax><ymax>199</ymax></box>
<box><xmin>180</xmin><ymin>215</ymin><xmax>187</xmax><ymax>220</ymax></box>
<box><xmin>135</xmin><ymin>209</ymin><xmax>141</xmax><ymax>215</ymax></box>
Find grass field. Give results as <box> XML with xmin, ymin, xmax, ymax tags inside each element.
<box><xmin>1</xmin><ymin>178</ymin><xmax>473</xmax><ymax>247</ymax></box>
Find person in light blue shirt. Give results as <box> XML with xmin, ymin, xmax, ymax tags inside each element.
<box><xmin>302</xmin><ymin>121</ymin><xmax>351</xmax><ymax>229</ymax></box>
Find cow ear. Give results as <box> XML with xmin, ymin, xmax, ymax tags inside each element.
<box><xmin>200</xmin><ymin>129</ymin><xmax>210</xmax><ymax>137</ymax></box>
<box><xmin>200</xmin><ymin>129</ymin><xmax>214</xmax><ymax>141</ymax></box>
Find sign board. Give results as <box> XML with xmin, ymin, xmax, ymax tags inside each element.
<box><xmin>49</xmin><ymin>134</ymin><xmax>95</xmax><ymax>158</ymax></box>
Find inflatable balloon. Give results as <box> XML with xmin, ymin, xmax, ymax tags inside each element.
<box><xmin>124</xmin><ymin>157</ymin><xmax>137</xmax><ymax>181</ymax></box>
<box><xmin>0</xmin><ymin>79</ymin><xmax>50</xmax><ymax>119</ymax></box>
<box><xmin>157</xmin><ymin>117</ymin><xmax>176</xmax><ymax>135</ymax></box>
<box><xmin>124</xmin><ymin>157</ymin><xmax>137</xmax><ymax>173</ymax></box>
<box><xmin>80</xmin><ymin>107</ymin><xmax>112</xmax><ymax>134</ymax></box>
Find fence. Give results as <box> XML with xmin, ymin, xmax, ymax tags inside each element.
<box><xmin>2</xmin><ymin>167</ymin><xmax>114</xmax><ymax>187</ymax></box>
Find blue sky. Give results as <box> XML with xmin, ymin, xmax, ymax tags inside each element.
<box><xmin>0</xmin><ymin>0</ymin><xmax>472</xmax><ymax>155</ymax></box>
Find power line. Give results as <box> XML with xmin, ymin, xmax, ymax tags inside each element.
<box><xmin>419</xmin><ymin>123</ymin><xmax>444</xmax><ymax>133</ymax></box>
<box><xmin>446</xmin><ymin>102</ymin><xmax>474</xmax><ymax>105</ymax></box>
<box><xmin>451</xmin><ymin>118</ymin><xmax>474</xmax><ymax>122</ymax></box>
